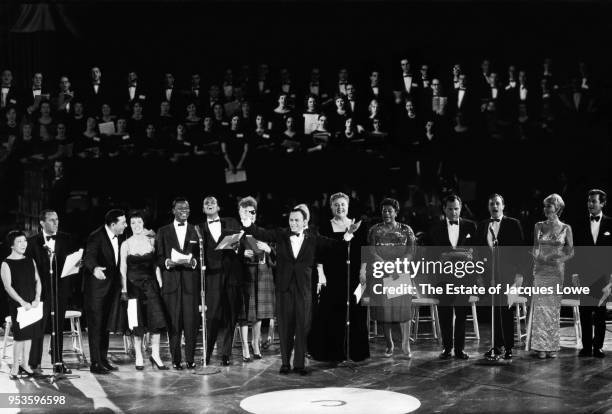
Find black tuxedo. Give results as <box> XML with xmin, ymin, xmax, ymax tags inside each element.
<box><xmin>450</xmin><ymin>88</ymin><xmax>477</xmax><ymax>120</ymax></box>
<box><xmin>26</xmin><ymin>231</ymin><xmax>77</xmax><ymax>368</ymax></box>
<box><xmin>243</xmin><ymin>224</ymin><xmax>338</xmax><ymax>369</ymax></box>
<box><xmin>122</xmin><ymin>84</ymin><xmax>147</xmax><ymax>113</ymax></box>
<box><xmin>22</xmin><ymin>88</ymin><xmax>51</xmax><ymax>114</ymax></box>
<box><xmin>0</xmin><ymin>85</ymin><xmax>19</xmax><ymax>110</ymax></box>
<box><xmin>156</xmin><ymin>222</ymin><xmax>200</xmax><ymax>365</ymax></box>
<box><xmin>474</xmin><ymin>216</ymin><xmax>525</xmax><ymax>351</ymax></box>
<box><xmin>198</xmin><ymin>217</ymin><xmax>244</xmax><ymax>361</ymax></box>
<box><xmin>82</xmin><ymin>82</ymin><xmax>111</xmax><ymax>116</ymax></box>
<box><xmin>425</xmin><ymin>218</ymin><xmax>477</xmax><ymax>353</ymax></box>
<box><xmin>83</xmin><ymin>226</ymin><xmax>124</xmax><ymax>365</ymax></box>
<box><xmin>570</xmin><ymin>214</ymin><xmax>612</xmax><ymax>351</ymax></box>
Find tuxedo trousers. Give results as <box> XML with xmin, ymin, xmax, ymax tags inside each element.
<box><xmin>438</xmin><ymin>305</ymin><xmax>469</xmax><ymax>352</ymax></box>
<box><xmin>277</xmin><ymin>279</ymin><xmax>311</xmax><ymax>369</ymax></box>
<box><xmin>580</xmin><ymin>306</ymin><xmax>607</xmax><ymax>350</ymax></box>
<box><xmin>85</xmin><ymin>293</ymin><xmax>113</xmax><ymax>365</ymax></box>
<box><xmin>29</xmin><ymin>293</ymin><xmax>69</xmax><ymax>367</ymax></box>
<box><xmin>162</xmin><ymin>288</ymin><xmax>199</xmax><ymax>364</ymax></box>
<box><xmin>493</xmin><ymin>306</ymin><xmax>515</xmax><ymax>350</ymax></box>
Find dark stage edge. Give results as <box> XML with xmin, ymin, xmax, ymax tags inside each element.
<box><xmin>1</xmin><ymin>326</ymin><xmax>611</xmax><ymax>414</ymax></box>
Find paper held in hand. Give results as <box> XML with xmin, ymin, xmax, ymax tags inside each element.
<box><xmin>245</xmin><ymin>235</ymin><xmax>263</xmax><ymax>253</ymax></box>
<box><xmin>215</xmin><ymin>232</ymin><xmax>244</xmax><ymax>250</ymax></box>
<box><xmin>127</xmin><ymin>299</ymin><xmax>138</xmax><ymax>329</ymax></box>
<box><xmin>61</xmin><ymin>249</ymin><xmax>83</xmax><ymax>278</ymax></box>
<box><xmin>17</xmin><ymin>302</ymin><xmax>44</xmax><ymax>328</ymax></box>
<box><xmin>383</xmin><ymin>274</ymin><xmax>412</xmax><ymax>299</ymax></box>
<box><xmin>171</xmin><ymin>248</ymin><xmax>193</xmax><ymax>264</ymax></box>
<box><xmin>354</xmin><ymin>283</ymin><xmax>366</xmax><ymax>303</ymax></box>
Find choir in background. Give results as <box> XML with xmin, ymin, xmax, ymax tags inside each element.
<box><xmin>2</xmin><ymin>189</ymin><xmax>611</xmax><ymax>378</ymax></box>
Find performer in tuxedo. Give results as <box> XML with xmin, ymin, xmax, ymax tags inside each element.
<box><xmin>425</xmin><ymin>194</ymin><xmax>476</xmax><ymax>360</ymax></box>
<box><xmin>571</xmin><ymin>189</ymin><xmax>612</xmax><ymax>358</ymax></box>
<box><xmin>26</xmin><ymin>209</ymin><xmax>78</xmax><ymax>374</ymax></box>
<box><xmin>23</xmin><ymin>72</ymin><xmax>51</xmax><ymax>117</ymax></box>
<box><xmin>240</xmin><ymin>206</ymin><xmax>354</xmax><ymax>375</ymax></box>
<box><xmin>156</xmin><ymin>197</ymin><xmax>200</xmax><ymax>369</ymax></box>
<box><xmin>198</xmin><ymin>196</ymin><xmax>244</xmax><ymax>366</ymax></box>
<box><xmin>474</xmin><ymin>194</ymin><xmax>525</xmax><ymax>360</ymax></box>
<box><xmin>0</xmin><ymin>69</ymin><xmax>19</xmax><ymax>111</ymax></box>
<box><xmin>82</xmin><ymin>66</ymin><xmax>109</xmax><ymax>116</ymax></box>
<box><xmin>83</xmin><ymin>209</ymin><xmax>127</xmax><ymax>374</ymax></box>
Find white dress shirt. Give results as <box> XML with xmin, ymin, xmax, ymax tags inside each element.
<box><xmin>93</xmin><ymin>84</ymin><xmax>99</xmax><ymax>94</ymax></box>
<box><xmin>43</xmin><ymin>231</ymin><xmax>57</xmax><ymax>253</ymax></box>
<box><xmin>165</xmin><ymin>88</ymin><xmax>173</xmax><ymax>102</ymax></box>
<box><xmin>129</xmin><ymin>86</ymin><xmax>136</xmax><ymax>101</ymax></box>
<box><xmin>403</xmin><ymin>75</ymin><xmax>413</xmax><ymax>93</ymax></box>
<box><xmin>1</xmin><ymin>87</ymin><xmax>8</xmax><ymax>106</ymax></box>
<box><xmin>491</xmin><ymin>87</ymin><xmax>498</xmax><ymax>99</ymax></box>
<box><xmin>457</xmin><ymin>89</ymin><xmax>465</xmax><ymax>109</ymax></box>
<box><xmin>487</xmin><ymin>216</ymin><xmax>503</xmax><ymax>247</ymax></box>
<box><xmin>591</xmin><ymin>212</ymin><xmax>602</xmax><ymax>244</ymax></box>
<box><xmin>174</xmin><ymin>220</ymin><xmax>187</xmax><ymax>250</ymax></box>
<box><xmin>290</xmin><ymin>232</ymin><xmax>305</xmax><ymax>258</ymax></box>
<box><xmin>32</xmin><ymin>89</ymin><xmax>41</xmax><ymax>98</ymax></box>
<box><xmin>446</xmin><ymin>218</ymin><xmax>460</xmax><ymax>248</ymax></box>
<box><xmin>519</xmin><ymin>85</ymin><xmax>528</xmax><ymax>101</ymax></box>
<box><xmin>371</xmin><ymin>86</ymin><xmax>379</xmax><ymax>96</ymax></box>
<box><xmin>207</xmin><ymin>217</ymin><xmax>222</xmax><ymax>243</ymax></box>
<box><xmin>105</xmin><ymin>225</ymin><xmax>119</xmax><ymax>264</ymax></box>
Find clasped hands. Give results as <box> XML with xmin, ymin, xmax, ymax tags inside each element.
<box><xmin>165</xmin><ymin>258</ymin><xmax>197</xmax><ymax>269</ymax></box>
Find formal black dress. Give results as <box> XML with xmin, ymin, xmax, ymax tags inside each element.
<box><xmin>308</xmin><ymin>220</ymin><xmax>370</xmax><ymax>362</ymax></box>
<box><xmin>126</xmin><ymin>252</ymin><xmax>167</xmax><ymax>336</ymax></box>
<box><xmin>4</xmin><ymin>258</ymin><xmax>43</xmax><ymax>341</ymax></box>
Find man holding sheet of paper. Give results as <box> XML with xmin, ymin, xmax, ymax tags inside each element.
<box><xmin>26</xmin><ymin>209</ymin><xmax>80</xmax><ymax>374</ymax></box>
<box><xmin>156</xmin><ymin>197</ymin><xmax>200</xmax><ymax>370</ymax></box>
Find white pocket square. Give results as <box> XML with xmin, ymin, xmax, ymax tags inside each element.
<box><xmin>189</xmin><ymin>240</ymin><xmax>197</xmax><ymax>244</ymax></box>
<box><xmin>604</xmin><ymin>232</ymin><xmax>610</xmax><ymax>236</ymax></box>
<box><xmin>466</xmin><ymin>234</ymin><xmax>471</xmax><ymax>238</ymax></box>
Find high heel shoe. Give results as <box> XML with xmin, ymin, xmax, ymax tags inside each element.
<box><xmin>149</xmin><ymin>356</ymin><xmax>169</xmax><ymax>370</ymax></box>
<box><xmin>242</xmin><ymin>356</ymin><xmax>252</xmax><ymax>363</ymax></box>
<box><xmin>253</xmin><ymin>353</ymin><xmax>263</xmax><ymax>360</ymax></box>
<box><xmin>384</xmin><ymin>346</ymin><xmax>394</xmax><ymax>358</ymax></box>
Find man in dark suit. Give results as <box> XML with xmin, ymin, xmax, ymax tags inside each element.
<box><xmin>425</xmin><ymin>194</ymin><xmax>477</xmax><ymax>360</ymax></box>
<box><xmin>121</xmin><ymin>71</ymin><xmax>147</xmax><ymax>115</ymax></box>
<box><xmin>156</xmin><ymin>197</ymin><xmax>200</xmax><ymax>370</ymax></box>
<box><xmin>23</xmin><ymin>72</ymin><xmax>51</xmax><ymax>117</ymax></box>
<box><xmin>0</xmin><ymin>69</ymin><xmax>19</xmax><ymax>111</ymax></box>
<box><xmin>240</xmin><ymin>207</ymin><xmax>354</xmax><ymax>375</ymax></box>
<box><xmin>83</xmin><ymin>209</ymin><xmax>127</xmax><ymax>374</ymax></box>
<box><xmin>571</xmin><ymin>189</ymin><xmax>612</xmax><ymax>358</ymax></box>
<box><xmin>474</xmin><ymin>194</ymin><xmax>525</xmax><ymax>360</ymax></box>
<box><xmin>82</xmin><ymin>66</ymin><xmax>110</xmax><ymax>116</ymax></box>
<box><xmin>450</xmin><ymin>74</ymin><xmax>477</xmax><ymax>120</ymax></box>
<box><xmin>26</xmin><ymin>209</ymin><xmax>79</xmax><ymax>374</ymax></box>
<box><xmin>54</xmin><ymin>76</ymin><xmax>76</xmax><ymax>117</ymax></box>
<box><xmin>198</xmin><ymin>196</ymin><xmax>243</xmax><ymax>366</ymax></box>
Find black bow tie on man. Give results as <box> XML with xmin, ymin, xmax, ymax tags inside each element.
<box><xmin>45</xmin><ymin>235</ymin><xmax>56</xmax><ymax>241</ymax></box>
<box><xmin>208</xmin><ymin>219</ymin><xmax>220</xmax><ymax>224</ymax></box>
<box><xmin>290</xmin><ymin>231</ymin><xmax>302</xmax><ymax>237</ymax></box>
<box><xmin>449</xmin><ymin>220</ymin><xmax>459</xmax><ymax>226</ymax></box>
<box><xmin>490</xmin><ymin>218</ymin><xmax>501</xmax><ymax>223</ymax></box>
<box><xmin>591</xmin><ymin>215</ymin><xmax>601</xmax><ymax>222</ymax></box>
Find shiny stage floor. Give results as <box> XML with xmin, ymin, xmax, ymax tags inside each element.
<box><xmin>1</xmin><ymin>325</ymin><xmax>611</xmax><ymax>414</ymax></box>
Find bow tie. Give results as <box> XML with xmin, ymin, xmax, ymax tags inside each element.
<box><xmin>45</xmin><ymin>235</ymin><xmax>56</xmax><ymax>241</ymax></box>
<box><xmin>112</xmin><ymin>235</ymin><xmax>117</xmax><ymax>239</ymax></box>
<box><xmin>490</xmin><ymin>218</ymin><xmax>501</xmax><ymax>222</ymax></box>
<box><xmin>33</xmin><ymin>88</ymin><xmax>41</xmax><ymax>91</ymax></box>
<box><xmin>208</xmin><ymin>219</ymin><xmax>220</xmax><ymax>224</ymax></box>
<box><xmin>448</xmin><ymin>220</ymin><xmax>459</xmax><ymax>226</ymax></box>
<box><xmin>403</xmin><ymin>74</ymin><xmax>412</xmax><ymax>77</ymax></box>
<box><xmin>177</xmin><ymin>222</ymin><xmax>185</xmax><ymax>226</ymax></box>
<box><xmin>591</xmin><ymin>215</ymin><xmax>601</xmax><ymax>222</ymax></box>
<box><xmin>290</xmin><ymin>231</ymin><xmax>302</xmax><ymax>237</ymax></box>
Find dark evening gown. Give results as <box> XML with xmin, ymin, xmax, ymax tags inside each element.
<box><xmin>308</xmin><ymin>220</ymin><xmax>370</xmax><ymax>362</ymax></box>
<box><xmin>125</xmin><ymin>252</ymin><xmax>167</xmax><ymax>336</ymax></box>
<box><xmin>3</xmin><ymin>258</ymin><xmax>43</xmax><ymax>341</ymax></box>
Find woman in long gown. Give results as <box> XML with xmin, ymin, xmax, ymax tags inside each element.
<box><xmin>1</xmin><ymin>230</ymin><xmax>42</xmax><ymax>379</ymax></box>
<box><xmin>363</xmin><ymin>198</ymin><xmax>416</xmax><ymax>357</ymax></box>
<box><xmin>119</xmin><ymin>211</ymin><xmax>168</xmax><ymax>370</ymax></box>
<box><xmin>529</xmin><ymin>193</ymin><xmax>574</xmax><ymax>359</ymax></box>
<box><xmin>309</xmin><ymin>192</ymin><xmax>370</xmax><ymax>363</ymax></box>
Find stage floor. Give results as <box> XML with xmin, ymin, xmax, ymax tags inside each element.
<box><xmin>1</xmin><ymin>325</ymin><xmax>611</xmax><ymax>414</ymax></box>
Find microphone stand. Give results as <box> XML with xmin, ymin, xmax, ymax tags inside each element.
<box><xmin>337</xmin><ymin>239</ymin><xmax>357</xmax><ymax>371</ymax></box>
<box><xmin>193</xmin><ymin>226</ymin><xmax>220</xmax><ymax>375</ymax></box>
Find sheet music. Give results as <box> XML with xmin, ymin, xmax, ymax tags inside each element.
<box><xmin>61</xmin><ymin>249</ymin><xmax>83</xmax><ymax>278</ymax></box>
<box><xmin>16</xmin><ymin>302</ymin><xmax>43</xmax><ymax>328</ymax></box>
<box><xmin>171</xmin><ymin>248</ymin><xmax>192</xmax><ymax>263</ymax></box>
<box><xmin>354</xmin><ymin>283</ymin><xmax>365</xmax><ymax>303</ymax></box>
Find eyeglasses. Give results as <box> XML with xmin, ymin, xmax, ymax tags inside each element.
<box><xmin>246</xmin><ymin>210</ymin><xmax>256</xmax><ymax>215</ymax></box>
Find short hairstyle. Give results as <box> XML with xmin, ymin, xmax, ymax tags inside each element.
<box><xmin>104</xmin><ymin>209</ymin><xmax>126</xmax><ymax>226</ymax></box>
<box><xmin>330</xmin><ymin>192</ymin><xmax>349</xmax><ymax>205</ymax></box>
<box><xmin>543</xmin><ymin>193</ymin><xmax>565</xmax><ymax>216</ymax></box>
<box><xmin>443</xmin><ymin>194</ymin><xmax>462</xmax><ymax>207</ymax></box>
<box><xmin>172</xmin><ymin>197</ymin><xmax>189</xmax><ymax>208</ymax></box>
<box><xmin>290</xmin><ymin>208</ymin><xmax>307</xmax><ymax>221</ymax></box>
<box><xmin>588</xmin><ymin>189</ymin><xmax>607</xmax><ymax>204</ymax></box>
<box><xmin>294</xmin><ymin>203</ymin><xmax>310</xmax><ymax>222</ymax></box>
<box><xmin>238</xmin><ymin>196</ymin><xmax>257</xmax><ymax>211</ymax></box>
<box><xmin>128</xmin><ymin>209</ymin><xmax>148</xmax><ymax>227</ymax></box>
<box><xmin>39</xmin><ymin>209</ymin><xmax>57</xmax><ymax>222</ymax></box>
<box><xmin>380</xmin><ymin>197</ymin><xmax>400</xmax><ymax>212</ymax></box>
<box><xmin>203</xmin><ymin>196</ymin><xmax>218</xmax><ymax>205</ymax></box>
<box><xmin>5</xmin><ymin>230</ymin><xmax>26</xmax><ymax>247</ymax></box>
<box><xmin>488</xmin><ymin>193</ymin><xmax>505</xmax><ymax>205</ymax></box>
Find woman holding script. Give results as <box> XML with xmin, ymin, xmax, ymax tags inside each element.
<box><xmin>362</xmin><ymin>198</ymin><xmax>416</xmax><ymax>358</ymax></box>
<box><xmin>1</xmin><ymin>230</ymin><xmax>42</xmax><ymax>379</ymax></box>
<box><xmin>119</xmin><ymin>211</ymin><xmax>168</xmax><ymax>370</ymax></box>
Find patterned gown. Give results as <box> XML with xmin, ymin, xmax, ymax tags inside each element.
<box><xmin>530</xmin><ymin>222</ymin><xmax>573</xmax><ymax>352</ymax></box>
<box><xmin>367</xmin><ymin>222</ymin><xmax>416</xmax><ymax>322</ymax></box>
